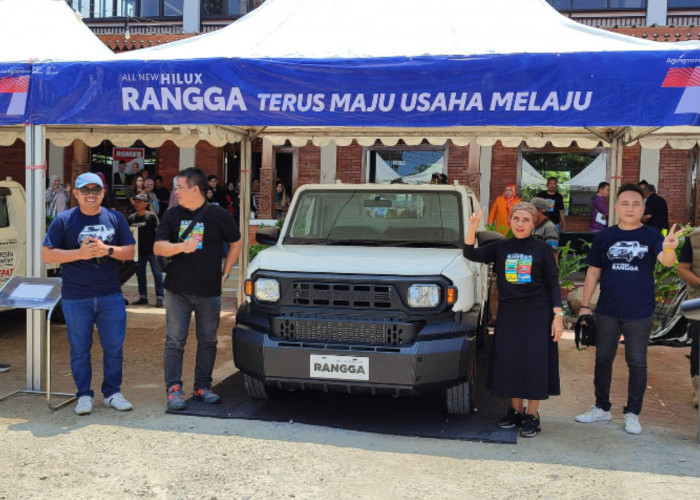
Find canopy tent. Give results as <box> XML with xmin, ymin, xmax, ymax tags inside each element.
<box><xmin>0</xmin><ymin>0</ymin><xmax>244</xmax><ymax>147</ymax></box>
<box><xmin>0</xmin><ymin>0</ymin><xmax>242</xmax><ymax>397</ymax></box>
<box><xmin>521</xmin><ymin>159</ymin><xmax>547</xmax><ymax>187</ymax></box>
<box><xmin>562</xmin><ymin>154</ymin><xmax>608</xmax><ymax>191</ymax></box>
<box><xmin>16</xmin><ymin>0</ymin><xmax>700</xmax><ymax>161</ymax></box>
<box><xmin>0</xmin><ymin>0</ymin><xmax>120</xmax><ymax>395</ymax></box>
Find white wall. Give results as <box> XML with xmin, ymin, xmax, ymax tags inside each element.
<box><xmin>319</xmin><ymin>141</ymin><xmax>337</xmax><ymax>184</ymax></box>
<box><xmin>640</xmin><ymin>148</ymin><xmax>660</xmax><ymax>187</ymax></box>
<box><xmin>48</xmin><ymin>144</ymin><xmax>64</xmax><ymax>182</ymax></box>
<box><xmin>179</xmin><ymin>147</ymin><xmax>196</xmax><ymax>170</ymax></box>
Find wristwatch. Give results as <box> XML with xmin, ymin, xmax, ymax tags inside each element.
<box><xmin>107</xmin><ymin>247</ymin><xmax>114</xmax><ymax>256</ymax></box>
<box><xmin>554</xmin><ymin>311</ymin><xmax>565</xmax><ymax>317</ymax></box>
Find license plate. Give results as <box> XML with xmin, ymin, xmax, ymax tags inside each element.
<box><xmin>309</xmin><ymin>354</ymin><xmax>369</xmax><ymax>381</ymax></box>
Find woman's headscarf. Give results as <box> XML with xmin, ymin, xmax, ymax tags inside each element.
<box><xmin>509</xmin><ymin>201</ymin><xmax>537</xmax><ymax>223</ymax></box>
<box><xmin>48</xmin><ymin>175</ymin><xmax>60</xmax><ymax>188</ymax></box>
<box><xmin>503</xmin><ymin>183</ymin><xmax>518</xmax><ymax>216</ymax></box>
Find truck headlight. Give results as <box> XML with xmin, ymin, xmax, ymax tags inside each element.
<box><xmin>254</xmin><ymin>278</ymin><xmax>280</xmax><ymax>302</ymax></box>
<box><xmin>407</xmin><ymin>284</ymin><xmax>440</xmax><ymax>308</ymax></box>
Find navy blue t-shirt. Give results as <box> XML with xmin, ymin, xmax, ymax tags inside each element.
<box><xmin>43</xmin><ymin>207</ymin><xmax>135</xmax><ymax>300</ymax></box>
<box><xmin>679</xmin><ymin>234</ymin><xmax>694</xmax><ymax>264</ymax></box>
<box><xmin>586</xmin><ymin>224</ymin><xmax>664</xmax><ymax>319</ymax></box>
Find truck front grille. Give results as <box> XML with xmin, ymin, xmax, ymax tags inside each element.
<box><xmin>270</xmin><ymin>312</ymin><xmax>418</xmax><ymax>346</ymax></box>
<box><xmin>291</xmin><ymin>282</ymin><xmax>395</xmax><ymax>309</ymax></box>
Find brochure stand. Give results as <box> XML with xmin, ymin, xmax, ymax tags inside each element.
<box><xmin>0</xmin><ymin>276</ymin><xmax>75</xmax><ymax>410</ymax></box>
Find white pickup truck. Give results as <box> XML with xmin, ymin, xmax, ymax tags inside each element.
<box><xmin>232</xmin><ymin>183</ymin><xmax>501</xmax><ymax>414</ymax></box>
<box><xmin>0</xmin><ymin>178</ymin><xmax>27</xmax><ymax>288</ymax></box>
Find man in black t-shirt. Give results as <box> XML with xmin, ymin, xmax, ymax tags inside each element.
<box><xmin>536</xmin><ymin>177</ymin><xmax>566</xmax><ymax>232</ymax></box>
<box><xmin>154</xmin><ymin>168</ymin><xmax>242</xmax><ymax>411</ymax></box>
<box><xmin>153</xmin><ymin>175</ymin><xmax>170</xmax><ymax>217</ymax></box>
<box><xmin>128</xmin><ymin>193</ymin><xmax>164</xmax><ymax>308</ymax></box>
<box><xmin>640</xmin><ymin>184</ymin><xmax>669</xmax><ymax>232</ymax></box>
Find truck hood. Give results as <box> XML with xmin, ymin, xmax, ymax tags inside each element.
<box><xmin>251</xmin><ymin>245</ymin><xmax>464</xmax><ymax>276</ymax></box>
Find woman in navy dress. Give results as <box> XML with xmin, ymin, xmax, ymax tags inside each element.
<box><xmin>464</xmin><ymin>201</ymin><xmax>563</xmax><ymax>438</ymax></box>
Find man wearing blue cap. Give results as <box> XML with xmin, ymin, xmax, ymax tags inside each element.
<box><xmin>43</xmin><ymin>172</ymin><xmax>136</xmax><ymax>415</ymax></box>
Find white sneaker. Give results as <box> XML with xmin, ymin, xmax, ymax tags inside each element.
<box><xmin>575</xmin><ymin>405</ymin><xmax>612</xmax><ymax>423</ymax></box>
<box><xmin>624</xmin><ymin>413</ymin><xmax>642</xmax><ymax>435</ymax></box>
<box><xmin>104</xmin><ymin>392</ymin><xmax>133</xmax><ymax>411</ymax></box>
<box><xmin>74</xmin><ymin>395</ymin><xmax>93</xmax><ymax>415</ymax></box>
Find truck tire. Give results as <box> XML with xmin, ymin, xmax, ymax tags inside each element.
<box><xmin>243</xmin><ymin>373</ymin><xmax>269</xmax><ymax>399</ymax></box>
<box><xmin>445</xmin><ymin>345</ymin><xmax>476</xmax><ymax>415</ymax></box>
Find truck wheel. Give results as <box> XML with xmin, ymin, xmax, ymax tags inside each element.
<box><xmin>445</xmin><ymin>380</ymin><xmax>473</xmax><ymax>415</ymax></box>
<box><xmin>445</xmin><ymin>346</ymin><xmax>476</xmax><ymax>415</ymax></box>
<box><xmin>243</xmin><ymin>374</ymin><xmax>269</xmax><ymax>399</ymax></box>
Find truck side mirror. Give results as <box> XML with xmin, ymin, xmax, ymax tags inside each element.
<box><xmin>476</xmin><ymin>230</ymin><xmax>504</xmax><ymax>247</ymax></box>
<box><xmin>256</xmin><ymin>226</ymin><xmax>280</xmax><ymax>245</ymax></box>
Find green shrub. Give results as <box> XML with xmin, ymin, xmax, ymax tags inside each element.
<box><xmin>248</xmin><ymin>243</ymin><xmax>268</xmax><ymax>262</ymax></box>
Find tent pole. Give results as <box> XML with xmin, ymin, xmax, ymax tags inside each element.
<box><xmin>237</xmin><ymin>135</ymin><xmax>252</xmax><ymax>307</ymax></box>
<box><xmin>608</xmin><ymin>136</ymin><xmax>624</xmax><ymax>225</ymax></box>
<box><xmin>25</xmin><ymin>124</ymin><xmax>47</xmax><ymax>391</ymax></box>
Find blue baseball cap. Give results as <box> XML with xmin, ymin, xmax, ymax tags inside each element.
<box><xmin>75</xmin><ymin>172</ymin><xmax>104</xmax><ymax>189</ymax></box>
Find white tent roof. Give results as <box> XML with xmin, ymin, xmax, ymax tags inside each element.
<box><xmin>562</xmin><ymin>154</ymin><xmax>608</xmax><ymax>190</ymax></box>
<box><xmin>521</xmin><ymin>159</ymin><xmax>547</xmax><ymax>186</ymax></box>
<box><xmin>4</xmin><ymin>0</ymin><xmax>699</xmax><ymax>150</ymax></box>
<box><xmin>0</xmin><ymin>0</ymin><xmax>115</xmax><ymax>62</ymax></box>
<box><xmin>375</xmin><ymin>156</ymin><xmax>402</xmax><ymax>183</ymax></box>
<box><xmin>0</xmin><ymin>0</ymin><xmax>243</xmax><ymax>147</ymax></box>
<box><xmin>132</xmin><ymin>0</ymin><xmax>668</xmax><ymax>60</ymax></box>
<box><xmin>121</xmin><ymin>0</ymin><xmax>700</xmax><ymax>150</ymax></box>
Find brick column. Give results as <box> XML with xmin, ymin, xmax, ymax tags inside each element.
<box><xmin>336</xmin><ymin>140</ymin><xmax>363</xmax><ymax>183</ymax></box>
<box><xmin>659</xmin><ymin>144</ymin><xmax>692</xmax><ymax>225</ymax></box>
<box><xmin>298</xmin><ymin>141</ymin><xmax>321</xmax><ymax>185</ymax></box>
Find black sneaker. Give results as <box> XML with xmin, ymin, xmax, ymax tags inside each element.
<box><xmin>498</xmin><ymin>407</ymin><xmax>525</xmax><ymax>429</ymax></box>
<box><xmin>0</xmin><ymin>363</ymin><xmax>10</xmax><ymax>373</ymax></box>
<box><xmin>155</xmin><ymin>298</ymin><xmax>163</xmax><ymax>308</ymax></box>
<box><xmin>131</xmin><ymin>297</ymin><xmax>149</xmax><ymax>306</ymax></box>
<box><xmin>520</xmin><ymin>413</ymin><xmax>541</xmax><ymax>438</ymax></box>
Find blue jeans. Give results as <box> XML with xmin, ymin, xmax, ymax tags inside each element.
<box><xmin>62</xmin><ymin>293</ymin><xmax>127</xmax><ymax>399</ymax></box>
<box><xmin>163</xmin><ymin>292</ymin><xmax>221</xmax><ymax>391</ymax></box>
<box><xmin>594</xmin><ymin>314</ymin><xmax>653</xmax><ymax>415</ymax></box>
<box><xmin>136</xmin><ymin>254</ymin><xmax>164</xmax><ymax>298</ymax></box>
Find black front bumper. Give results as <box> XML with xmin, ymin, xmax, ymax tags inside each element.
<box><xmin>233</xmin><ymin>311</ymin><xmax>474</xmax><ymax>395</ymax></box>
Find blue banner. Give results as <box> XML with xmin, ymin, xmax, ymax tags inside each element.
<box><xmin>25</xmin><ymin>51</ymin><xmax>700</xmax><ymax>127</ymax></box>
<box><xmin>0</xmin><ymin>64</ymin><xmax>31</xmax><ymax>125</ymax></box>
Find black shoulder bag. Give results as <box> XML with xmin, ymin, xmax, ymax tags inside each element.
<box><xmin>574</xmin><ymin>314</ymin><xmax>597</xmax><ymax>351</ymax></box>
<box><xmin>156</xmin><ymin>204</ymin><xmax>210</xmax><ymax>273</ymax></box>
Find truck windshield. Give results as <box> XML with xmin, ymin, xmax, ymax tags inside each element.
<box><xmin>283</xmin><ymin>189</ymin><xmax>463</xmax><ymax>248</ymax></box>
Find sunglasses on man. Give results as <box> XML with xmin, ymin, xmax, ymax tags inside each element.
<box><xmin>78</xmin><ymin>187</ymin><xmax>103</xmax><ymax>196</ymax></box>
